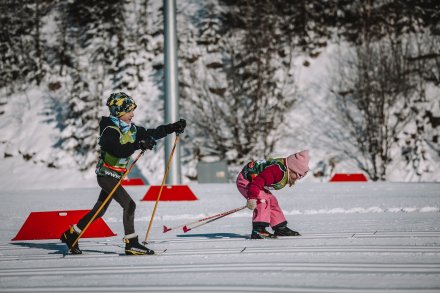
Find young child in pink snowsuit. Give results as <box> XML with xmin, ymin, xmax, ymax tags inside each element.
<box><xmin>236</xmin><ymin>150</ymin><xmax>309</xmax><ymax>239</ymax></box>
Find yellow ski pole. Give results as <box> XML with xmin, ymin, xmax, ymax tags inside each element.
<box><xmin>143</xmin><ymin>134</ymin><xmax>179</xmax><ymax>243</ymax></box>
<box><xmin>68</xmin><ymin>150</ymin><xmax>145</xmax><ymax>253</ymax></box>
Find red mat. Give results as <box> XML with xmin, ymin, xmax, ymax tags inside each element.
<box><xmin>141</xmin><ymin>185</ymin><xmax>198</xmax><ymax>201</ymax></box>
<box><xmin>122</xmin><ymin>178</ymin><xmax>145</xmax><ymax>186</ymax></box>
<box><xmin>12</xmin><ymin>210</ymin><xmax>116</xmax><ymax>241</ymax></box>
<box><xmin>330</xmin><ymin>173</ymin><xmax>368</xmax><ymax>182</ymax></box>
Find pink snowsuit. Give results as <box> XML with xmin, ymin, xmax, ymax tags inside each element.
<box><xmin>236</xmin><ymin>151</ymin><xmax>309</xmax><ymax>228</ymax></box>
<box><xmin>236</xmin><ymin>163</ymin><xmax>287</xmax><ymax>227</ymax></box>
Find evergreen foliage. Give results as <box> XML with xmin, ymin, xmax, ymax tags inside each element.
<box><xmin>0</xmin><ymin>0</ymin><xmax>438</xmax><ymax>181</ymax></box>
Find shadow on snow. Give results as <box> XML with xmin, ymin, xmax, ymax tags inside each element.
<box><xmin>176</xmin><ymin>232</ymin><xmax>247</xmax><ymax>239</ymax></box>
<box><xmin>10</xmin><ymin>241</ymin><xmax>119</xmax><ymax>255</ymax></box>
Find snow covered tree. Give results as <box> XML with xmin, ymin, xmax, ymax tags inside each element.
<box><xmin>57</xmin><ymin>0</ymin><xmax>126</xmax><ymax>169</ymax></box>
<box><xmin>1</xmin><ymin>0</ymin><xmax>438</xmax><ymax>182</ymax></box>
<box><xmin>179</xmin><ymin>0</ymin><xmax>297</xmax><ymax>170</ymax></box>
<box><xmin>0</xmin><ymin>0</ymin><xmax>48</xmax><ymax>90</ymax></box>
<box><xmin>396</xmin><ymin>32</ymin><xmax>440</xmax><ymax>181</ymax></box>
<box><xmin>333</xmin><ymin>37</ymin><xmax>417</xmax><ymax>180</ymax></box>
<box><xmin>329</xmin><ymin>0</ymin><xmax>440</xmax><ymax>181</ymax></box>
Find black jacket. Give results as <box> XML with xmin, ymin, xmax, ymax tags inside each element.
<box><xmin>98</xmin><ymin>116</ymin><xmax>170</xmax><ymax>158</ymax></box>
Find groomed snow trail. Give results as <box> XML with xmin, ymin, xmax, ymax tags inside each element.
<box><xmin>1</xmin><ymin>183</ymin><xmax>439</xmax><ymax>292</ymax></box>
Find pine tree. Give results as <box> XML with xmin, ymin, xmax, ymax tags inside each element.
<box><xmin>0</xmin><ymin>0</ymin><xmax>48</xmax><ymax>90</ymax></box>
<box><xmin>58</xmin><ymin>0</ymin><xmax>126</xmax><ymax>169</ymax></box>
<box><xmin>330</xmin><ymin>0</ymin><xmax>439</xmax><ymax>180</ymax></box>
<box><xmin>179</xmin><ymin>0</ymin><xmax>298</xmax><ymax>168</ymax></box>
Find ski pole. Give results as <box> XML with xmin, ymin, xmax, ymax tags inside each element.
<box><xmin>182</xmin><ymin>206</ymin><xmax>246</xmax><ymax>233</ymax></box>
<box><xmin>69</xmin><ymin>150</ymin><xmax>145</xmax><ymax>253</ymax></box>
<box><xmin>143</xmin><ymin>134</ymin><xmax>179</xmax><ymax>243</ymax></box>
<box><xmin>163</xmin><ymin>205</ymin><xmax>247</xmax><ymax>233</ymax></box>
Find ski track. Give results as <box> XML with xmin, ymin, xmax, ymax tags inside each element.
<box><xmin>157</xmin><ymin>230</ymin><xmax>440</xmax><ymax>243</ymax></box>
<box><xmin>3</xmin><ymin>184</ymin><xmax>440</xmax><ymax>292</ymax></box>
<box><xmin>2</xmin><ymin>231</ymin><xmax>440</xmax><ymax>261</ymax></box>
<box><xmin>2</xmin><ymin>230</ymin><xmax>440</xmax><ymax>251</ymax></box>
<box><xmin>1</xmin><ymin>231</ymin><xmax>440</xmax><ymax>292</ymax></box>
<box><xmin>1</xmin><ymin>244</ymin><xmax>440</xmax><ymax>262</ymax></box>
<box><xmin>2</xmin><ymin>286</ymin><xmax>440</xmax><ymax>293</ymax></box>
<box><xmin>2</xmin><ymin>262</ymin><xmax>440</xmax><ymax>276</ymax></box>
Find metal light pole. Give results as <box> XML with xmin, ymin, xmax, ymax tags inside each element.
<box><xmin>163</xmin><ymin>0</ymin><xmax>181</xmax><ymax>184</ymax></box>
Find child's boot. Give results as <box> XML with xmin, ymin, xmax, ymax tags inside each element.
<box><xmin>123</xmin><ymin>234</ymin><xmax>155</xmax><ymax>255</ymax></box>
<box><xmin>251</xmin><ymin>223</ymin><xmax>277</xmax><ymax>239</ymax></box>
<box><xmin>60</xmin><ymin>225</ymin><xmax>82</xmax><ymax>254</ymax></box>
<box><xmin>273</xmin><ymin>222</ymin><xmax>301</xmax><ymax>236</ymax></box>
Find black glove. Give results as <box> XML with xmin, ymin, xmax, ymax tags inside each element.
<box><xmin>169</xmin><ymin>119</ymin><xmax>186</xmax><ymax>134</ymax></box>
<box><xmin>139</xmin><ymin>137</ymin><xmax>156</xmax><ymax>150</ymax></box>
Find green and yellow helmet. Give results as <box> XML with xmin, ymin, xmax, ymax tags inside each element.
<box><xmin>106</xmin><ymin>92</ymin><xmax>137</xmax><ymax>117</ymax></box>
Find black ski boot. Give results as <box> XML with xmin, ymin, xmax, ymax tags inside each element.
<box><xmin>273</xmin><ymin>222</ymin><xmax>301</xmax><ymax>236</ymax></box>
<box><xmin>251</xmin><ymin>224</ymin><xmax>277</xmax><ymax>239</ymax></box>
<box><xmin>124</xmin><ymin>235</ymin><xmax>155</xmax><ymax>255</ymax></box>
<box><xmin>60</xmin><ymin>226</ymin><xmax>82</xmax><ymax>254</ymax></box>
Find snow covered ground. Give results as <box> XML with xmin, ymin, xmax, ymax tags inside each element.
<box><xmin>1</xmin><ymin>182</ymin><xmax>440</xmax><ymax>292</ymax></box>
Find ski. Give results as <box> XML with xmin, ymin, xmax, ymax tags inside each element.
<box><xmin>62</xmin><ymin>248</ymin><xmax>167</xmax><ymax>257</ymax></box>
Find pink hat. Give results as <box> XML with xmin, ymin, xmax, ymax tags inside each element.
<box><xmin>286</xmin><ymin>150</ymin><xmax>309</xmax><ymax>178</ymax></box>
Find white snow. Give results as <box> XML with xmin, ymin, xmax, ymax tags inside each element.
<box><xmin>1</xmin><ymin>181</ymin><xmax>439</xmax><ymax>292</ymax></box>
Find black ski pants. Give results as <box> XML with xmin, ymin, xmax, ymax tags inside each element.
<box><xmin>77</xmin><ymin>176</ymin><xmax>136</xmax><ymax>235</ymax></box>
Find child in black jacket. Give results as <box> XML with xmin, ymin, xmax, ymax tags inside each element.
<box><xmin>61</xmin><ymin>92</ymin><xmax>186</xmax><ymax>255</ymax></box>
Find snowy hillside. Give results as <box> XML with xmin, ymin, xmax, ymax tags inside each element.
<box><xmin>1</xmin><ymin>182</ymin><xmax>439</xmax><ymax>292</ymax></box>
<box><xmin>1</xmin><ymin>43</ymin><xmax>439</xmax><ymax>189</ymax></box>
<box><xmin>1</xmin><ymin>0</ymin><xmax>439</xmax><ymax>186</ymax></box>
